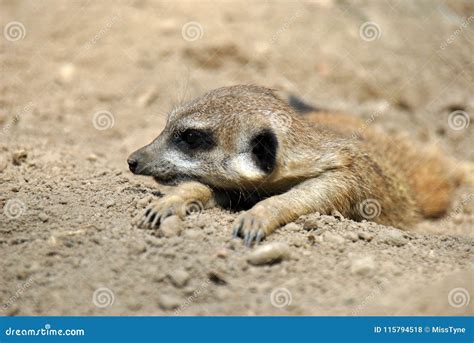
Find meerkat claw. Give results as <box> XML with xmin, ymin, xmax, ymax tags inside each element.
<box><xmin>245</xmin><ymin>231</ymin><xmax>257</xmax><ymax>247</ymax></box>
<box><xmin>255</xmin><ymin>230</ymin><xmax>265</xmax><ymax>244</ymax></box>
<box><xmin>232</xmin><ymin>223</ymin><xmax>242</xmax><ymax>238</ymax></box>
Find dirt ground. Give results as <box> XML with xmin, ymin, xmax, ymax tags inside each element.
<box><xmin>1</xmin><ymin>0</ymin><xmax>473</xmax><ymax>316</ymax></box>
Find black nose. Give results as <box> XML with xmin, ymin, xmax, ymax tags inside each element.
<box><xmin>127</xmin><ymin>158</ymin><xmax>138</xmax><ymax>173</ymax></box>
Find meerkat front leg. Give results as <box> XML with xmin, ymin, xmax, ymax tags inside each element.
<box><xmin>139</xmin><ymin>181</ymin><xmax>216</xmax><ymax>229</ymax></box>
<box><xmin>233</xmin><ymin>172</ymin><xmax>352</xmax><ymax>246</ymax></box>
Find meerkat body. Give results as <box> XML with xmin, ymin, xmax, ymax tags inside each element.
<box><xmin>128</xmin><ymin>85</ymin><xmax>460</xmax><ymax>246</ymax></box>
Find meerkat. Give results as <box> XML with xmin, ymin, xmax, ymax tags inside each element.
<box><xmin>127</xmin><ymin>85</ymin><xmax>463</xmax><ymax>246</ymax></box>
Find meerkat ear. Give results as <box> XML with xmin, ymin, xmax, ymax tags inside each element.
<box><xmin>250</xmin><ymin>129</ymin><xmax>278</xmax><ymax>173</ymax></box>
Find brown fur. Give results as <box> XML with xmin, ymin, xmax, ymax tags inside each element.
<box><xmin>128</xmin><ymin>85</ymin><xmax>464</xmax><ymax>246</ymax></box>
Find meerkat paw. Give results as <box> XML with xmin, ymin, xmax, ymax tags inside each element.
<box><xmin>232</xmin><ymin>209</ymin><xmax>273</xmax><ymax>247</ymax></box>
<box><xmin>139</xmin><ymin>196</ymin><xmax>202</xmax><ymax>229</ymax></box>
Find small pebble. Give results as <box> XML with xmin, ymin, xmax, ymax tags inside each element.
<box><xmin>105</xmin><ymin>199</ymin><xmax>116</xmax><ymax>208</ymax></box>
<box><xmin>358</xmin><ymin>232</ymin><xmax>374</xmax><ymax>242</ymax></box>
<box><xmin>160</xmin><ymin>216</ymin><xmax>183</xmax><ymax>237</ymax></box>
<box><xmin>247</xmin><ymin>242</ymin><xmax>290</xmax><ymax>266</ymax></box>
<box><xmin>0</xmin><ymin>156</ymin><xmax>7</xmax><ymax>172</ymax></box>
<box><xmin>57</xmin><ymin>63</ymin><xmax>76</xmax><ymax>84</ymax></box>
<box><xmin>136</xmin><ymin>196</ymin><xmax>152</xmax><ymax>208</ymax></box>
<box><xmin>322</xmin><ymin>231</ymin><xmax>345</xmax><ymax>244</ymax></box>
<box><xmin>184</xmin><ymin>229</ymin><xmax>203</xmax><ymax>239</ymax></box>
<box><xmin>168</xmin><ymin>269</ymin><xmax>190</xmax><ymax>288</ymax></box>
<box><xmin>380</xmin><ymin>230</ymin><xmax>407</xmax><ymax>247</ymax></box>
<box><xmin>128</xmin><ymin>241</ymin><xmax>147</xmax><ymax>254</ymax></box>
<box><xmin>12</xmin><ymin>150</ymin><xmax>27</xmax><ymax>165</ymax></box>
<box><xmin>283</xmin><ymin>223</ymin><xmax>300</xmax><ymax>232</ymax></box>
<box><xmin>87</xmin><ymin>153</ymin><xmax>98</xmax><ymax>162</ymax></box>
<box><xmin>38</xmin><ymin>212</ymin><xmax>49</xmax><ymax>222</ymax></box>
<box><xmin>137</xmin><ymin>87</ymin><xmax>159</xmax><ymax>107</ymax></box>
<box><xmin>345</xmin><ymin>232</ymin><xmax>359</xmax><ymax>242</ymax></box>
<box><xmin>216</xmin><ymin>248</ymin><xmax>229</xmax><ymax>259</ymax></box>
<box><xmin>350</xmin><ymin>255</ymin><xmax>375</xmax><ymax>276</ymax></box>
<box><xmin>157</xmin><ymin>294</ymin><xmax>182</xmax><ymax>310</ymax></box>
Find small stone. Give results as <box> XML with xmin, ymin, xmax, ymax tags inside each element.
<box><xmin>216</xmin><ymin>248</ymin><xmax>229</xmax><ymax>259</ymax></box>
<box><xmin>0</xmin><ymin>156</ymin><xmax>7</xmax><ymax>172</ymax></box>
<box><xmin>137</xmin><ymin>87</ymin><xmax>159</xmax><ymax>107</ymax></box>
<box><xmin>168</xmin><ymin>269</ymin><xmax>190</xmax><ymax>288</ymax></box>
<box><xmin>12</xmin><ymin>150</ymin><xmax>27</xmax><ymax>165</ymax></box>
<box><xmin>322</xmin><ymin>231</ymin><xmax>345</xmax><ymax>244</ymax></box>
<box><xmin>87</xmin><ymin>153</ymin><xmax>98</xmax><ymax>162</ymax></box>
<box><xmin>282</xmin><ymin>223</ymin><xmax>301</xmax><ymax>232</ymax></box>
<box><xmin>105</xmin><ymin>199</ymin><xmax>116</xmax><ymax>208</ymax></box>
<box><xmin>380</xmin><ymin>230</ymin><xmax>407</xmax><ymax>247</ymax></box>
<box><xmin>157</xmin><ymin>294</ymin><xmax>182</xmax><ymax>310</ymax></box>
<box><xmin>184</xmin><ymin>229</ymin><xmax>202</xmax><ymax>239</ymax></box>
<box><xmin>160</xmin><ymin>215</ymin><xmax>183</xmax><ymax>237</ymax></box>
<box><xmin>247</xmin><ymin>242</ymin><xmax>290</xmax><ymax>266</ymax></box>
<box><xmin>38</xmin><ymin>212</ymin><xmax>49</xmax><ymax>222</ymax></box>
<box><xmin>345</xmin><ymin>232</ymin><xmax>359</xmax><ymax>242</ymax></box>
<box><xmin>303</xmin><ymin>217</ymin><xmax>320</xmax><ymax>231</ymax></box>
<box><xmin>358</xmin><ymin>232</ymin><xmax>374</xmax><ymax>242</ymax></box>
<box><xmin>136</xmin><ymin>195</ymin><xmax>152</xmax><ymax>208</ymax></box>
<box><xmin>452</xmin><ymin>214</ymin><xmax>463</xmax><ymax>224</ymax></box>
<box><xmin>350</xmin><ymin>255</ymin><xmax>375</xmax><ymax>276</ymax></box>
<box><xmin>215</xmin><ymin>288</ymin><xmax>233</xmax><ymax>301</ymax></box>
<box><xmin>128</xmin><ymin>241</ymin><xmax>147</xmax><ymax>254</ymax></box>
<box><xmin>11</xmin><ymin>185</ymin><xmax>20</xmax><ymax>192</ymax></box>
<box><xmin>57</xmin><ymin>63</ymin><xmax>76</xmax><ymax>84</ymax></box>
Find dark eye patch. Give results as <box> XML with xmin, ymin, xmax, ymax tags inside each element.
<box><xmin>250</xmin><ymin>129</ymin><xmax>278</xmax><ymax>173</ymax></box>
<box><xmin>173</xmin><ymin>128</ymin><xmax>215</xmax><ymax>152</ymax></box>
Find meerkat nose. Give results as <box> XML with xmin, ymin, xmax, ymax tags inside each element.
<box><xmin>127</xmin><ymin>158</ymin><xmax>138</xmax><ymax>173</ymax></box>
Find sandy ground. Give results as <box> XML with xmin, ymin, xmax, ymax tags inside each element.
<box><xmin>0</xmin><ymin>0</ymin><xmax>473</xmax><ymax>315</ymax></box>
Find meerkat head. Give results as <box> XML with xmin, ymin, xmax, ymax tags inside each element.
<box><xmin>128</xmin><ymin>85</ymin><xmax>299</xmax><ymax>189</ymax></box>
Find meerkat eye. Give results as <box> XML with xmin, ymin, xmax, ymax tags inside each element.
<box><xmin>174</xmin><ymin>129</ymin><xmax>215</xmax><ymax>151</ymax></box>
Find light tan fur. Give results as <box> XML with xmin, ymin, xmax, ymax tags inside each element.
<box><xmin>128</xmin><ymin>85</ymin><xmax>464</xmax><ymax>246</ymax></box>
